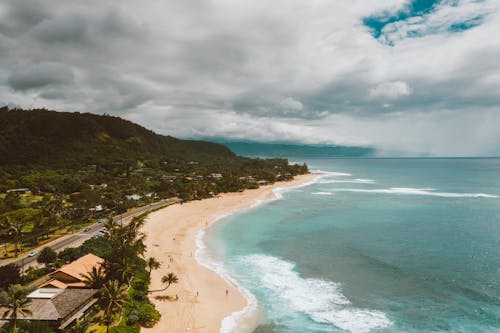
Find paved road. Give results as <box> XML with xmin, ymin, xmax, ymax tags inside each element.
<box><xmin>0</xmin><ymin>197</ymin><xmax>179</xmax><ymax>270</ymax></box>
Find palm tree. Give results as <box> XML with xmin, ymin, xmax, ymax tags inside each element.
<box><xmin>146</xmin><ymin>257</ymin><xmax>161</xmax><ymax>276</ymax></box>
<box><xmin>148</xmin><ymin>272</ymin><xmax>178</xmax><ymax>293</ymax></box>
<box><xmin>99</xmin><ymin>280</ymin><xmax>129</xmax><ymax>333</ymax></box>
<box><xmin>112</xmin><ymin>258</ymin><xmax>135</xmax><ymax>284</ymax></box>
<box><xmin>0</xmin><ymin>284</ymin><xmax>32</xmax><ymax>333</ymax></box>
<box><xmin>81</xmin><ymin>265</ymin><xmax>106</xmax><ymax>289</ymax></box>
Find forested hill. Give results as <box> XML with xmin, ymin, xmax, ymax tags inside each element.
<box><xmin>0</xmin><ymin>107</ymin><xmax>234</xmax><ymax>167</ymax></box>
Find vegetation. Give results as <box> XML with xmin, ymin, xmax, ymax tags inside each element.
<box><xmin>36</xmin><ymin>247</ymin><xmax>56</xmax><ymax>267</ymax></box>
<box><xmin>0</xmin><ymin>107</ymin><xmax>308</xmax><ymax>258</ymax></box>
<box><xmin>81</xmin><ymin>266</ymin><xmax>107</xmax><ymax>289</ymax></box>
<box><xmin>0</xmin><ymin>284</ymin><xmax>32</xmax><ymax>333</ymax></box>
<box><xmin>0</xmin><ymin>264</ymin><xmax>22</xmax><ymax>290</ymax></box>
<box><xmin>146</xmin><ymin>257</ymin><xmax>160</xmax><ymax>276</ymax></box>
<box><xmin>149</xmin><ymin>273</ymin><xmax>178</xmax><ymax>293</ymax></box>
<box><xmin>99</xmin><ymin>280</ymin><xmax>129</xmax><ymax>333</ymax></box>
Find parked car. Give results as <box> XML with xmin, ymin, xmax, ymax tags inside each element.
<box><xmin>28</xmin><ymin>251</ymin><xmax>38</xmax><ymax>257</ymax></box>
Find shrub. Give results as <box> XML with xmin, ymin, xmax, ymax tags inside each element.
<box><xmin>138</xmin><ymin>303</ymin><xmax>161</xmax><ymax>327</ymax></box>
<box><xmin>127</xmin><ymin>310</ymin><xmax>140</xmax><ymax>325</ymax></box>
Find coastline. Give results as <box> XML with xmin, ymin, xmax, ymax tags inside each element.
<box><xmin>141</xmin><ymin>173</ymin><xmax>320</xmax><ymax>333</ymax></box>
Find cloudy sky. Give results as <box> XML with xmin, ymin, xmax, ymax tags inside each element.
<box><xmin>1</xmin><ymin>0</ymin><xmax>500</xmax><ymax>156</ymax></box>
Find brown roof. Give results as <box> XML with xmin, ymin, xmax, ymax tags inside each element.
<box><xmin>51</xmin><ymin>253</ymin><xmax>104</xmax><ymax>282</ymax></box>
<box><xmin>0</xmin><ymin>289</ymin><xmax>98</xmax><ymax>321</ymax></box>
<box><xmin>41</xmin><ymin>280</ymin><xmax>68</xmax><ymax>289</ymax></box>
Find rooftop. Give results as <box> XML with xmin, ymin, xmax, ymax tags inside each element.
<box><xmin>1</xmin><ymin>288</ymin><xmax>98</xmax><ymax>322</ymax></box>
<box><xmin>50</xmin><ymin>253</ymin><xmax>104</xmax><ymax>282</ymax></box>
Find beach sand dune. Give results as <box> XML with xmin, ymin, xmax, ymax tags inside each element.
<box><xmin>141</xmin><ymin>173</ymin><xmax>318</xmax><ymax>333</ymax></box>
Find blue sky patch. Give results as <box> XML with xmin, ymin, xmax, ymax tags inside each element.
<box><xmin>363</xmin><ymin>0</ymin><xmax>486</xmax><ymax>44</ymax></box>
<box><xmin>363</xmin><ymin>0</ymin><xmax>439</xmax><ymax>39</ymax></box>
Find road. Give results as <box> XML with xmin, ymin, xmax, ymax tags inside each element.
<box><xmin>0</xmin><ymin>197</ymin><xmax>179</xmax><ymax>270</ymax></box>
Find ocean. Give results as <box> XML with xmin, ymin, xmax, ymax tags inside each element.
<box><xmin>200</xmin><ymin>157</ymin><xmax>500</xmax><ymax>333</ymax></box>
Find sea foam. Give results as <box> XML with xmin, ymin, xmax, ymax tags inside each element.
<box><xmin>236</xmin><ymin>254</ymin><xmax>392</xmax><ymax>333</ymax></box>
<box><xmin>195</xmin><ymin>173</ymin><xmax>326</xmax><ymax>333</ymax></box>
<box><xmin>328</xmin><ymin>187</ymin><xmax>498</xmax><ymax>198</ymax></box>
<box><xmin>195</xmin><ymin>228</ymin><xmax>258</xmax><ymax>333</ymax></box>
<box><xmin>319</xmin><ymin>178</ymin><xmax>376</xmax><ymax>184</ymax></box>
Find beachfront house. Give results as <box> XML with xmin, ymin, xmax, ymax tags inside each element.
<box><xmin>1</xmin><ymin>254</ymin><xmax>103</xmax><ymax>331</ymax></box>
<box><xmin>41</xmin><ymin>253</ymin><xmax>104</xmax><ymax>289</ymax></box>
<box><xmin>0</xmin><ymin>288</ymin><xmax>98</xmax><ymax>331</ymax></box>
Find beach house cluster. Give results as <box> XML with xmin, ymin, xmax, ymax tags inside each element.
<box><xmin>0</xmin><ymin>254</ymin><xmax>103</xmax><ymax>331</ymax></box>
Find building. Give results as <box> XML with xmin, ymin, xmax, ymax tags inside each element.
<box><xmin>162</xmin><ymin>175</ymin><xmax>177</xmax><ymax>182</ymax></box>
<box><xmin>125</xmin><ymin>194</ymin><xmax>142</xmax><ymax>201</ymax></box>
<box><xmin>90</xmin><ymin>183</ymin><xmax>107</xmax><ymax>190</ymax></box>
<box><xmin>42</xmin><ymin>253</ymin><xmax>104</xmax><ymax>289</ymax></box>
<box><xmin>6</xmin><ymin>188</ymin><xmax>31</xmax><ymax>194</ymax></box>
<box><xmin>0</xmin><ymin>288</ymin><xmax>98</xmax><ymax>331</ymax></box>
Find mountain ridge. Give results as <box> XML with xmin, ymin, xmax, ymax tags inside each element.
<box><xmin>0</xmin><ymin>107</ymin><xmax>235</xmax><ymax>168</ymax></box>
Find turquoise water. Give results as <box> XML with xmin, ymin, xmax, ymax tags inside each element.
<box><xmin>204</xmin><ymin>158</ymin><xmax>500</xmax><ymax>333</ymax></box>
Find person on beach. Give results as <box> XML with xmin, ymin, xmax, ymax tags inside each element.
<box><xmin>225</xmin><ymin>289</ymin><xmax>228</xmax><ymax>296</ymax></box>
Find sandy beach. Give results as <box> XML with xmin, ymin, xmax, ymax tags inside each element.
<box><xmin>141</xmin><ymin>173</ymin><xmax>319</xmax><ymax>333</ymax></box>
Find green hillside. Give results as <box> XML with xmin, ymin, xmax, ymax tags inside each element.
<box><xmin>0</xmin><ymin>107</ymin><xmax>308</xmax><ymax>196</ymax></box>
<box><xmin>0</xmin><ymin>107</ymin><xmax>234</xmax><ymax>167</ymax></box>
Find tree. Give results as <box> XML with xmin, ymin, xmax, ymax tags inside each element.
<box><xmin>160</xmin><ymin>273</ymin><xmax>178</xmax><ymax>291</ymax></box>
<box><xmin>81</xmin><ymin>265</ymin><xmax>106</xmax><ymax>289</ymax></box>
<box><xmin>146</xmin><ymin>257</ymin><xmax>160</xmax><ymax>276</ymax></box>
<box><xmin>106</xmin><ymin>257</ymin><xmax>135</xmax><ymax>285</ymax></box>
<box><xmin>0</xmin><ymin>284</ymin><xmax>32</xmax><ymax>333</ymax></box>
<box><xmin>148</xmin><ymin>272</ymin><xmax>178</xmax><ymax>293</ymax></box>
<box><xmin>4</xmin><ymin>192</ymin><xmax>21</xmax><ymax>211</ymax></box>
<box><xmin>37</xmin><ymin>247</ymin><xmax>57</xmax><ymax>266</ymax></box>
<box><xmin>99</xmin><ymin>280</ymin><xmax>129</xmax><ymax>333</ymax></box>
<box><xmin>0</xmin><ymin>264</ymin><xmax>22</xmax><ymax>290</ymax></box>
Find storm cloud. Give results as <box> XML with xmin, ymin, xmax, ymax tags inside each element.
<box><xmin>1</xmin><ymin>0</ymin><xmax>500</xmax><ymax>156</ymax></box>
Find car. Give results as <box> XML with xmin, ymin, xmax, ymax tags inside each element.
<box><xmin>97</xmin><ymin>219</ymin><xmax>105</xmax><ymax>223</ymax></box>
<box><xmin>83</xmin><ymin>227</ymin><xmax>91</xmax><ymax>232</ymax></box>
<box><xmin>28</xmin><ymin>251</ymin><xmax>38</xmax><ymax>257</ymax></box>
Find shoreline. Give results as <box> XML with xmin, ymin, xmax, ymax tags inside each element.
<box><xmin>141</xmin><ymin>173</ymin><xmax>321</xmax><ymax>333</ymax></box>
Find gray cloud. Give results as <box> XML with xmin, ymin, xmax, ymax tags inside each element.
<box><xmin>1</xmin><ymin>0</ymin><xmax>500</xmax><ymax>156</ymax></box>
<box><xmin>8</xmin><ymin>62</ymin><xmax>74</xmax><ymax>91</ymax></box>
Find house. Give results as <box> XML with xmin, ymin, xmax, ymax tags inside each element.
<box><xmin>41</xmin><ymin>253</ymin><xmax>104</xmax><ymax>289</ymax></box>
<box><xmin>162</xmin><ymin>175</ymin><xmax>177</xmax><ymax>182</ymax></box>
<box><xmin>257</xmin><ymin>180</ymin><xmax>269</xmax><ymax>185</ymax></box>
<box><xmin>89</xmin><ymin>205</ymin><xmax>103</xmax><ymax>212</ymax></box>
<box><xmin>0</xmin><ymin>288</ymin><xmax>98</xmax><ymax>331</ymax></box>
<box><xmin>90</xmin><ymin>184</ymin><xmax>107</xmax><ymax>190</ymax></box>
<box><xmin>125</xmin><ymin>194</ymin><xmax>142</xmax><ymax>201</ymax></box>
<box><xmin>211</xmin><ymin>173</ymin><xmax>223</xmax><ymax>179</ymax></box>
<box><xmin>6</xmin><ymin>188</ymin><xmax>31</xmax><ymax>194</ymax></box>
